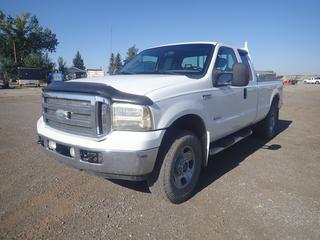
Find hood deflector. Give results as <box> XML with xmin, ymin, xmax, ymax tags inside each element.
<box><xmin>43</xmin><ymin>82</ymin><xmax>153</xmax><ymax>106</ymax></box>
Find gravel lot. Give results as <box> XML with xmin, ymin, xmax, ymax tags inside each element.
<box><xmin>0</xmin><ymin>84</ymin><xmax>319</xmax><ymax>240</ymax></box>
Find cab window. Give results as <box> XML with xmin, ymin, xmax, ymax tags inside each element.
<box><xmin>181</xmin><ymin>56</ymin><xmax>207</xmax><ymax>70</ymax></box>
<box><xmin>214</xmin><ymin>47</ymin><xmax>238</xmax><ymax>85</ymax></box>
<box><xmin>238</xmin><ymin>50</ymin><xmax>253</xmax><ymax>81</ymax></box>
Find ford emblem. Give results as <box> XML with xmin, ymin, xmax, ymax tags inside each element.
<box><xmin>55</xmin><ymin>109</ymin><xmax>71</xmax><ymax>120</ymax></box>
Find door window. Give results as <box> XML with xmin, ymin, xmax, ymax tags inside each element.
<box><xmin>214</xmin><ymin>47</ymin><xmax>238</xmax><ymax>85</ymax></box>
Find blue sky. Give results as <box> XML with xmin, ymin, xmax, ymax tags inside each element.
<box><xmin>2</xmin><ymin>0</ymin><xmax>320</xmax><ymax>75</ymax></box>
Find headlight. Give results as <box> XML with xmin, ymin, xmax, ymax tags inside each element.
<box><xmin>111</xmin><ymin>103</ymin><xmax>153</xmax><ymax>131</ymax></box>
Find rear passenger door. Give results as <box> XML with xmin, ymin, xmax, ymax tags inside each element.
<box><xmin>238</xmin><ymin>50</ymin><xmax>258</xmax><ymax>126</ymax></box>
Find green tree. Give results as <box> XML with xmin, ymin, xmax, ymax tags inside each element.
<box><xmin>57</xmin><ymin>56</ymin><xmax>67</xmax><ymax>72</ymax></box>
<box><xmin>24</xmin><ymin>51</ymin><xmax>55</xmax><ymax>80</ymax></box>
<box><xmin>0</xmin><ymin>11</ymin><xmax>58</xmax><ymax>81</ymax></box>
<box><xmin>73</xmin><ymin>51</ymin><xmax>85</xmax><ymax>70</ymax></box>
<box><xmin>108</xmin><ymin>53</ymin><xmax>115</xmax><ymax>75</ymax></box>
<box><xmin>39</xmin><ymin>53</ymin><xmax>55</xmax><ymax>80</ymax></box>
<box><xmin>124</xmin><ymin>45</ymin><xmax>139</xmax><ymax>64</ymax></box>
<box><xmin>114</xmin><ymin>53</ymin><xmax>122</xmax><ymax>73</ymax></box>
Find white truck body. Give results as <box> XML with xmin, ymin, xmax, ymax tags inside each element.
<box><xmin>303</xmin><ymin>77</ymin><xmax>320</xmax><ymax>84</ymax></box>
<box><xmin>37</xmin><ymin>42</ymin><xmax>283</xmax><ymax>202</ymax></box>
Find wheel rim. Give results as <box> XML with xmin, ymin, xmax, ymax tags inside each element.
<box><xmin>173</xmin><ymin>146</ymin><xmax>196</xmax><ymax>189</ymax></box>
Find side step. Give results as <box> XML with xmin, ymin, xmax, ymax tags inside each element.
<box><xmin>209</xmin><ymin>129</ymin><xmax>253</xmax><ymax>155</ymax></box>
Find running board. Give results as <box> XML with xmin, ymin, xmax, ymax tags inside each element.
<box><xmin>209</xmin><ymin>129</ymin><xmax>253</xmax><ymax>155</ymax></box>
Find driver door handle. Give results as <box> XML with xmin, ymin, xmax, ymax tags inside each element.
<box><xmin>244</xmin><ymin>88</ymin><xmax>247</xmax><ymax>99</ymax></box>
<box><xmin>202</xmin><ymin>94</ymin><xmax>212</xmax><ymax>100</ymax></box>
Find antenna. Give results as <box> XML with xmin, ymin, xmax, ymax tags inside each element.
<box><xmin>110</xmin><ymin>26</ymin><xmax>113</xmax><ymax>55</ymax></box>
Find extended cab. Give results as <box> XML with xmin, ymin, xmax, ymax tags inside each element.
<box><xmin>303</xmin><ymin>77</ymin><xmax>320</xmax><ymax>84</ymax></box>
<box><xmin>37</xmin><ymin>42</ymin><xmax>283</xmax><ymax>203</ymax></box>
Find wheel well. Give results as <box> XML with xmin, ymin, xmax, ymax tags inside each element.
<box><xmin>164</xmin><ymin>114</ymin><xmax>207</xmax><ymax>166</ymax></box>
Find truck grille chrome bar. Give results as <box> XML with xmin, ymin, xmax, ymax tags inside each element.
<box><xmin>42</xmin><ymin>92</ymin><xmax>110</xmax><ymax>138</ymax></box>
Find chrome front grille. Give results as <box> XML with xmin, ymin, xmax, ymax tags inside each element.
<box><xmin>42</xmin><ymin>92</ymin><xmax>110</xmax><ymax>138</ymax></box>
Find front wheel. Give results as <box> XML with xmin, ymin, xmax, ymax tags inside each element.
<box><xmin>147</xmin><ymin>131</ymin><xmax>202</xmax><ymax>203</ymax></box>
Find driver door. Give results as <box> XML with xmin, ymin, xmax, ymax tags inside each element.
<box><xmin>206</xmin><ymin>46</ymin><xmax>249</xmax><ymax>140</ymax></box>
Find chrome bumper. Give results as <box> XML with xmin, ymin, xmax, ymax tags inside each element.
<box><xmin>38</xmin><ymin>135</ymin><xmax>158</xmax><ymax>181</ymax></box>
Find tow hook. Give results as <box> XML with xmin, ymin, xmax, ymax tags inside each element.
<box><xmin>37</xmin><ymin>136</ymin><xmax>44</xmax><ymax>146</ymax></box>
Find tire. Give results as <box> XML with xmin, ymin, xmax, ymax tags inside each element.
<box><xmin>147</xmin><ymin>130</ymin><xmax>202</xmax><ymax>203</ymax></box>
<box><xmin>255</xmin><ymin>100</ymin><xmax>279</xmax><ymax>139</ymax></box>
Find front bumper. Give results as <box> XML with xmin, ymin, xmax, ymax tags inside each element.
<box><xmin>37</xmin><ymin>118</ymin><xmax>164</xmax><ymax>181</ymax></box>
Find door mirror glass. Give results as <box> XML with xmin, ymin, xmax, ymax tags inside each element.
<box><xmin>231</xmin><ymin>63</ymin><xmax>249</xmax><ymax>86</ymax></box>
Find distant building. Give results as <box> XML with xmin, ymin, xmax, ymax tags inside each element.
<box><xmin>87</xmin><ymin>68</ymin><xmax>105</xmax><ymax>78</ymax></box>
<box><xmin>65</xmin><ymin>67</ymin><xmax>87</xmax><ymax>80</ymax></box>
<box><xmin>17</xmin><ymin>67</ymin><xmax>42</xmax><ymax>86</ymax></box>
<box><xmin>257</xmin><ymin>70</ymin><xmax>282</xmax><ymax>81</ymax></box>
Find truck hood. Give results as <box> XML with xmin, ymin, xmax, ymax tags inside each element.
<box><xmin>71</xmin><ymin>74</ymin><xmax>192</xmax><ymax>96</ymax></box>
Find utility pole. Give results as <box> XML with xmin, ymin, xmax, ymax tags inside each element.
<box><xmin>13</xmin><ymin>40</ymin><xmax>17</xmax><ymax>63</ymax></box>
<box><xmin>110</xmin><ymin>27</ymin><xmax>113</xmax><ymax>56</ymax></box>
<box><xmin>107</xmin><ymin>26</ymin><xmax>113</xmax><ymax>74</ymax></box>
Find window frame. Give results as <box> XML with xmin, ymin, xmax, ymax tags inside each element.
<box><xmin>118</xmin><ymin>44</ymin><xmax>215</xmax><ymax>79</ymax></box>
<box><xmin>213</xmin><ymin>46</ymin><xmax>239</xmax><ymax>86</ymax></box>
<box><xmin>238</xmin><ymin>49</ymin><xmax>253</xmax><ymax>81</ymax></box>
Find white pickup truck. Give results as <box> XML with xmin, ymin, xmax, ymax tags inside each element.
<box><xmin>37</xmin><ymin>42</ymin><xmax>283</xmax><ymax>203</ymax></box>
<box><xmin>303</xmin><ymin>77</ymin><xmax>320</xmax><ymax>84</ymax></box>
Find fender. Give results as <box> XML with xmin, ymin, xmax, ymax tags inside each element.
<box><xmin>269</xmin><ymin>84</ymin><xmax>282</xmax><ymax>108</ymax></box>
<box><xmin>155</xmin><ymin>97</ymin><xmax>209</xmax><ymax>130</ymax></box>
<box><xmin>153</xmin><ymin>96</ymin><xmax>211</xmax><ymax>166</ymax></box>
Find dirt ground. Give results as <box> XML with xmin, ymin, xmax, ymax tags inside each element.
<box><xmin>0</xmin><ymin>84</ymin><xmax>319</xmax><ymax>240</ymax></box>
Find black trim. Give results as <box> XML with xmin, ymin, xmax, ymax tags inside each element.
<box><xmin>244</xmin><ymin>88</ymin><xmax>247</xmax><ymax>99</ymax></box>
<box><xmin>43</xmin><ymin>82</ymin><xmax>153</xmax><ymax>106</ymax></box>
<box><xmin>84</xmin><ymin>170</ymin><xmax>146</xmax><ymax>181</ymax></box>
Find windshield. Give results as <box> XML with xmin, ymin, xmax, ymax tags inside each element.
<box><xmin>118</xmin><ymin>44</ymin><xmax>214</xmax><ymax>77</ymax></box>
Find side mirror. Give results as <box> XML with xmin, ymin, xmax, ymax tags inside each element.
<box><xmin>232</xmin><ymin>63</ymin><xmax>249</xmax><ymax>86</ymax></box>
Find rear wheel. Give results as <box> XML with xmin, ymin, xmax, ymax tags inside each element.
<box><xmin>255</xmin><ymin>100</ymin><xmax>279</xmax><ymax>139</ymax></box>
<box><xmin>147</xmin><ymin>130</ymin><xmax>202</xmax><ymax>203</ymax></box>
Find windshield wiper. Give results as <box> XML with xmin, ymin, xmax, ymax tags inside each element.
<box><xmin>117</xmin><ymin>70</ymin><xmax>185</xmax><ymax>75</ymax></box>
<box><xmin>154</xmin><ymin>70</ymin><xmax>183</xmax><ymax>75</ymax></box>
<box><xmin>117</xmin><ymin>71</ymin><xmax>136</xmax><ymax>75</ymax></box>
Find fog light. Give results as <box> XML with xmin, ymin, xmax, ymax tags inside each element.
<box><xmin>48</xmin><ymin>140</ymin><xmax>56</xmax><ymax>150</ymax></box>
<box><xmin>80</xmin><ymin>150</ymin><xmax>103</xmax><ymax>164</ymax></box>
<box><xmin>69</xmin><ymin>147</ymin><xmax>75</xmax><ymax>158</ymax></box>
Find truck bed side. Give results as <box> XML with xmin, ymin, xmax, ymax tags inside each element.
<box><xmin>255</xmin><ymin>80</ymin><xmax>283</xmax><ymax>123</ymax></box>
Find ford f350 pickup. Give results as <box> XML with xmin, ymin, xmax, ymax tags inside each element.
<box><xmin>303</xmin><ymin>77</ymin><xmax>320</xmax><ymax>84</ymax></box>
<box><xmin>37</xmin><ymin>42</ymin><xmax>283</xmax><ymax>203</ymax></box>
